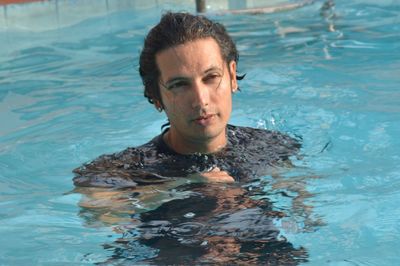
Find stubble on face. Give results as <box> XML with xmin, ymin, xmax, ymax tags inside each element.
<box><xmin>156</xmin><ymin>38</ymin><xmax>237</xmax><ymax>154</ymax></box>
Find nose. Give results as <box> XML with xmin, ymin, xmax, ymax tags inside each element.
<box><xmin>191</xmin><ymin>80</ymin><xmax>209</xmax><ymax>109</ymax></box>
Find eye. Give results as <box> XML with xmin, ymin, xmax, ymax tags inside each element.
<box><xmin>166</xmin><ymin>80</ymin><xmax>191</xmax><ymax>91</ymax></box>
<box><xmin>203</xmin><ymin>73</ymin><xmax>222</xmax><ymax>84</ymax></box>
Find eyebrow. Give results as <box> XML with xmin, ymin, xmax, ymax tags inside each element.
<box><xmin>204</xmin><ymin>65</ymin><xmax>223</xmax><ymax>74</ymax></box>
<box><xmin>164</xmin><ymin>65</ymin><xmax>223</xmax><ymax>85</ymax></box>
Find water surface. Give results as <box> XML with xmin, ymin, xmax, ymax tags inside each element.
<box><xmin>1</xmin><ymin>0</ymin><xmax>400</xmax><ymax>265</ymax></box>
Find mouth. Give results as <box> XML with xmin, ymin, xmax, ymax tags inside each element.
<box><xmin>193</xmin><ymin>114</ymin><xmax>216</xmax><ymax>126</ymax></box>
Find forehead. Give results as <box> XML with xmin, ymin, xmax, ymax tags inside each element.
<box><xmin>156</xmin><ymin>37</ymin><xmax>225</xmax><ymax>80</ymax></box>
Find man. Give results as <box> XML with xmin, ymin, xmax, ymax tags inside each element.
<box><xmin>73</xmin><ymin>12</ymin><xmax>309</xmax><ymax>265</ymax></box>
<box><xmin>73</xmin><ymin>12</ymin><xmax>300</xmax><ymax>188</ymax></box>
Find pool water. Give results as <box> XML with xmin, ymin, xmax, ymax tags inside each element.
<box><xmin>1</xmin><ymin>0</ymin><xmax>400</xmax><ymax>265</ymax></box>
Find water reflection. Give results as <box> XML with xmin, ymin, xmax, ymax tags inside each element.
<box><xmin>76</xmin><ymin>172</ymin><xmax>321</xmax><ymax>265</ymax></box>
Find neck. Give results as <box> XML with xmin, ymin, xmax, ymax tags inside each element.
<box><xmin>163</xmin><ymin>128</ymin><xmax>227</xmax><ymax>155</ymax></box>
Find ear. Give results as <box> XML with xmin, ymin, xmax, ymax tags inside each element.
<box><xmin>154</xmin><ymin>100</ymin><xmax>163</xmax><ymax>112</ymax></box>
<box><xmin>229</xmin><ymin>60</ymin><xmax>238</xmax><ymax>93</ymax></box>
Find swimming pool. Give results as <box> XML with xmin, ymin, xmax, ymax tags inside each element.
<box><xmin>1</xmin><ymin>0</ymin><xmax>399</xmax><ymax>264</ymax></box>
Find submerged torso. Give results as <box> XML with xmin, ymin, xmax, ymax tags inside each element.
<box><xmin>73</xmin><ymin>124</ymin><xmax>300</xmax><ymax>188</ymax></box>
<box><xmin>74</xmin><ymin>125</ymin><xmax>307</xmax><ymax>264</ymax></box>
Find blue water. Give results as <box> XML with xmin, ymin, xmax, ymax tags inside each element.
<box><xmin>1</xmin><ymin>0</ymin><xmax>400</xmax><ymax>265</ymax></box>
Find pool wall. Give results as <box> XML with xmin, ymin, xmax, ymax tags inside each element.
<box><xmin>0</xmin><ymin>0</ymin><xmax>323</xmax><ymax>31</ymax></box>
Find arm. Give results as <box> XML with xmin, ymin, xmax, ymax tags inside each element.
<box><xmin>73</xmin><ymin>165</ymin><xmax>234</xmax><ymax>227</ymax></box>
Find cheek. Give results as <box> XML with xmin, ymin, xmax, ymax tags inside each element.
<box><xmin>223</xmin><ymin>96</ymin><xmax>233</xmax><ymax>120</ymax></box>
<box><xmin>224</xmin><ymin>97</ymin><xmax>233</xmax><ymax>117</ymax></box>
<box><xmin>216</xmin><ymin>88</ymin><xmax>232</xmax><ymax>111</ymax></box>
<box><xmin>162</xmin><ymin>93</ymin><xmax>186</xmax><ymax>117</ymax></box>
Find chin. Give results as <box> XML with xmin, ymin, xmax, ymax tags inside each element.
<box><xmin>195</xmin><ymin>124</ymin><xmax>226</xmax><ymax>139</ymax></box>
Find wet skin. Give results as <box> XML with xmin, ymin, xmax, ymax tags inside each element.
<box><xmin>156</xmin><ymin>37</ymin><xmax>238</xmax><ymax>155</ymax></box>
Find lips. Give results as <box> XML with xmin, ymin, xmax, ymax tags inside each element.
<box><xmin>193</xmin><ymin>114</ymin><xmax>215</xmax><ymax>126</ymax></box>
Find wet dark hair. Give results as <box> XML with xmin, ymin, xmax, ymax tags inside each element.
<box><xmin>139</xmin><ymin>12</ymin><xmax>244</xmax><ymax>107</ymax></box>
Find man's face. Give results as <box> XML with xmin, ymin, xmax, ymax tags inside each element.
<box><xmin>156</xmin><ymin>37</ymin><xmax>237</xmax><ymax>145</ymax></box>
